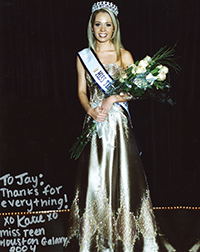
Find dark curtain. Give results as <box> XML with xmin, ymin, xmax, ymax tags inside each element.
<box><xmin>0</xmin><ymin>0</ymin><xmax>199</xmax><ymax>207</ymax></box>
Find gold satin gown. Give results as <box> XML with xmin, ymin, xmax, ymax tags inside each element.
<box><xmin>66</xmin><ymin>64</ymin><xmax>159</xmax><ymax>251</ymax></box>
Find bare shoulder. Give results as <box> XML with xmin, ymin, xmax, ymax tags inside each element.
<box><xmin>120</xmin><ymin>48</ymin><xmax>134</xmax><ymax>68</ymax></box>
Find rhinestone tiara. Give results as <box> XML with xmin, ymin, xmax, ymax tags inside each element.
<box><xmin>92</xmin><ymin>1</ymin><xmax>119</xmax><ymax>16</ymax></box>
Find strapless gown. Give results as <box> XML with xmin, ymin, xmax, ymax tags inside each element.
<box><xmin>66</xmin><ymin>64</ymin><xmax>159</xmax><ymax>252</ymax></box>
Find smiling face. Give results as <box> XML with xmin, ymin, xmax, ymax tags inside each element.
<box><xmin>92</xmin><ymin>12</ymin><xmax>114</xmax><ymax>44</ymax></box>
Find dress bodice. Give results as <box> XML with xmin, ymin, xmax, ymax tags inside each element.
<box><xmin>86</xmin><ymin>63</ymin><xmax>122</xmax><ymax>103</ymax></box>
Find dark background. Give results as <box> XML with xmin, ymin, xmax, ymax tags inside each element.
<box><xmin>0</xmin><ymin>0</ymin><xmax>199</xmax><ymax>211</ymax></box>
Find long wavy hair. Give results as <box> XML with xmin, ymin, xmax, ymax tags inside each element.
<box><xmin>87</xmin><ymin>8</ymin><xmax>124</xmax><ymax>61</ymax></box>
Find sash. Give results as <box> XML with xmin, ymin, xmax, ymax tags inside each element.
<box><xmin>78</xmin><ymin>48</ymin><xmax>130</xmax><ymax>117</ymax></box>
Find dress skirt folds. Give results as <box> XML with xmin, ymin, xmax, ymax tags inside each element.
<box><xmin>66</xmin><ymin>64</ymin><xmax>159</xmax><ymax>251</ymax></box>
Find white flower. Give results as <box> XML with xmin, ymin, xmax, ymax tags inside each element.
<box><xmin>119</xmin><ymin>72</ymin><xmax>128</xmax><ymax>82</ymax></box>
<box><xmin>121</xmin><ymin>72</ymin><xmax>128</xmax><ymax>79</ymax></box>
<box><xmin>146</xmin><ymin>73</ymin><xmax>157</xmax><ymax>85</ymax></box>
<box><xmin>128</xmin><ymin>63</ymin><xmax>137</xmax><ymax>74</ymax></box>
<box><xmin>143</xmin><ymin>55</ymin><xmax>152</xmax><ymax>63</ymax></box>
<box><xmin>157</xmin><ymin>65</ymin><xmax>169</xmax><ymax>74</ymax></box>
<box><xmin>119</xmin><ymin>77</ymin><xmax>125</xmax><ymax>83</ymax></box>
<box><xmin>157</xmin><ymin>72</ymin><xmax>167</xmax><ymax>81</ymax></box>
<box><xmin>155</xmin><ymin>65</ymin><xmax>168</xmax><ymax>81</ymax></box>
<box><xmin>135</xmin><ymin>65</ymin><xmax>146</xmax><ymax>74</ymax></box>
<box><xmin>138</xmin><ymin>59</ymin><xmax>149</xmax><ymax>68</ymax></box>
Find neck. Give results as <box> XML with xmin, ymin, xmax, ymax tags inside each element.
<box><xmin>95</xmin><ymin>41</ymin><xmax>115</xmax><ymax>52</ymax></box>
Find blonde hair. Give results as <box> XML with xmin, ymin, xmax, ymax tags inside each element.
<box><xmin>87</xmin><ymin>8</ymin><xmax>124</xmax><ymax>61</ymax></box>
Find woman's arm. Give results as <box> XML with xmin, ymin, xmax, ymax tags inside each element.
<box><xmin>121</xmin><ymin>48</ymin><xmax>134</xmax><ymax>68</ymax></box>
<box><xmin>77</xmin><ymin>56</ymin><xmax>107</xmax><ymax>123</ymax></box>
<box><xmin>101</xmin><ymin>49</ymin><xmax>134</xmax><ymax>114</ymax></box>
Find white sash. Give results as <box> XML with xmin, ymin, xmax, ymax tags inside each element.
<box><xmin>78</xmin><ymin>48</ymin><xmax>130</xmax><ymax>117</ymax></box>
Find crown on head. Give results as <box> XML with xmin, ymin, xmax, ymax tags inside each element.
<box><xmin>92</xmin><ymin>1</ymin><xmax>119</xmax><ymax>16</ymax></box>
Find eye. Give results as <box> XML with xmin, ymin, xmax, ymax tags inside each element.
<box><xmin>94</xmin><ymin>23</ymin><xmax>101</xmax><ymax>27</ymax></box>
<box><xmin>106</xmin><ymin>23</ymin><xmax>112</xmax><ymax>27</ymax></box>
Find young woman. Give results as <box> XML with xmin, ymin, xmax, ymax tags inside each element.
<box><xmin>66</xmin><ymin>2</ymin><xmax>160</xmax><ymax>251</ymax></box>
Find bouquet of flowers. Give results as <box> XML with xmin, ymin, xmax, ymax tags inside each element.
<box><xmin>70</xmin><ymin>46</ymin><xmax>180</xmax><ymax>160</ymax></box>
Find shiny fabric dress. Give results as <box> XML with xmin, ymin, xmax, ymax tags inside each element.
<box><xmin>66</xmin><ymin>64</ymin><xmax>159</xmax><ymax>251</ymax></box>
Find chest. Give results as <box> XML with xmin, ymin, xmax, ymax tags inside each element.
<box><xmin>96</xmin><ymin>51</ymin><xmax>121</xmax><ymax>66</ymax></box>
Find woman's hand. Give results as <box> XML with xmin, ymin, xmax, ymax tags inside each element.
<box><xmin>87</xmin><ymin>106</ymin><xmax>107</xmax><ymax>123</ymax></box>
<box><xmin>100</xmin><ymin>93</ymin><xmax>133</xmax><ymax>115</ymax></box>
<box><xmin>101</xmin><ymin>96</ymin><xmax>116</xmax><ymax>114</ymax></box>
